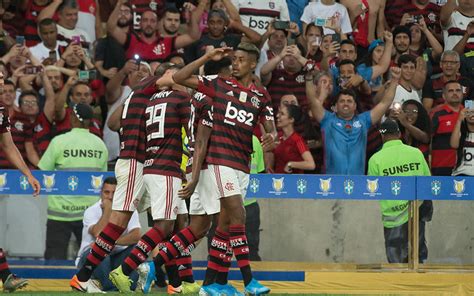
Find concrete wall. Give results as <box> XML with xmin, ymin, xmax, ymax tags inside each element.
<box><xmin>0</xmin><ymin>195</ymin><xmax>472</xmax><ymax>264</ymax></box>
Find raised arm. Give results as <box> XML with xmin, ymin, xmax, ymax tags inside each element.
<box><xmin>260</xmin><ymin>46</ymin><xmax>290</xmax><ymax>85</ymax></box>
<box><xmin>174</xmin><ymin>0</ymin><xmax>204</xmax><ymax>49</ymax></box>
<box><xmin>440</xmin><ymin>0</ymin><xmax>457</xmax><ymax>28</ymax></box>
<box><xmin>173</xmin><ymin>47</ymin><xmax>232</xmax><ymax>89</ymax></box>
<box><xmin>107</xmin><ymin>0</ymin><xmax>127</xmax><ymax>45</ymax></box>
<box><xmin>38</xmin><ymin>0</ymin><xmax>61</xmax><ymax>21</ymax></box>
<box><xmin>222</xmin><ymin>0</ymin><xmax>240</xmax><ymax>22</ymax></box>
<box><xmin>450</xmin><ymin>109</ymin><xmax>465</xmax><ymax>149</ymax></box>
<box><xmin>370</xmin><ymin>67</ymin><xmax>400</xmax><ymax>124</ymax></box>
<box><xmin>376</xmin><ymin>0</ymin><xmax>386</xmax><ymax>39</ymax></box>
<box><xmin>55</xmin><ymin>75</ymin><xmax>77</xmax><ymax>122</ymax></box>
<box><xmin>106</xmin><ymin>60</ymin><xmax>136</xmax><ymax>104</ymax></box>
<box><xmin>41</xmin><ymin>69</ymin><xmax>56</xmax><ymax>122</ymax></box>
<box><xmin>306</xmin><ymin>72</ymin><xmax>326</xmax><ymax>123</ymax></box>
<box><xmin>370</xmin><ymin>31</ymin><xmax>393</xmax><ymax>79</ymax></box>
<box><xmin>418</xmin><ymin>18</ymin><xmax>443</xmax><ymax>59</ymax></box>
<box><xmin>229</xmin><ymin>19</ymin><xmax>261</xmax><ymax>45</ymax></box>
<box><xmin>412</xmin><ymin>57</ymin><xmax>427</xmax><ymax>90</ymax></box>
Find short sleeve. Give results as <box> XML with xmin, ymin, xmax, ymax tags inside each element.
<box><xmin>295</xmin><ymin>134</ymin><xmax>310</xmax><ymax>155</ymax></box>
<box><xmin>260</xmin><ymin>90</ymin><xmax>275</xmax><ymax>123</ymax></box>
<box><xmin>82</xmin><ymin>204</ymin><xmax>101</xmax><ymax>229</ymax></box>
<box><xmin>279</xmin><ymin>0</ymin><xmax>290</xmax><ymax>21</ymax></box>
<box><xmin>197</xmin><ymin>75</ymin><xmax>219</xmax><ymax>98</ymax></box>
<box><xmin>367</xmin><ymin>157</ymin><xmax>378</xmax><ymax>176</ymax></box>
<box><xmin>300</xmin><ymin>3</ymin><xmax>314</xmax><ymax>24</ymax></box>
<box><xmin>361</xmin><ymin>111</ymin><xmax>372</xmax><ymax>128</ymax></box>
<box><xmin>357</xmin><ymin>64</ymin><xmax>373</xmax><ymax>82</ymax></box>
<box><xmin>200</xmin><ymin>99</ymin><xmax>213</xmax><ymax>128</ymax></box>
<box><xmin>339</xmin><ymin>6</ymin><xmax>353</xmax><ymax>34</ymax></box>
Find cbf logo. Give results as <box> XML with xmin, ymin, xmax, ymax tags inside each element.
<box><xmin>344</xmin><ymin>179</ymin><xmax>354</xmax><ymax>195</ymax></box>
<box><xmin>89</xmin><ymin>175</ymin><xmax>104</xmax><ymax>194</ymax></box>
<box><xmin>316</xmin><ymin>178</ymin><xmax>334</xmax><ymax>197</ymax></box>
<box><xmin>364</xmin><ymin>179</ymin><xmax>381</xmax><ymax>197</ymax></box>
<box><xmin>43</xmin><ymin>174</ymin><xmax>56</xmax><ymax>192</ymax></box>
<box><xmin>451</xmin><ymin>179</ymin><xmax>467</xmax><ymax>198</ymax></box>
<box><xmin>68</xmin><ymin>176</ymin><xmax>79</xmax><ymax>191</ymax></box>
<box><xmin>431</xmin><ymin>180</ymin><xmax>441</xmax><ymax>195</ymax></box>
<box><xmin>391</xmin><ymin>181</ymin><xmax>401</xmax><ymax>196</ymax></box>
<box><xmin>19</xmin><ymin>175</ymin><xmax>29</xmax><ymax>190</ymax></box>
<box><xmin>249</xmin><ymin>178</ymin><xmax>260</xmax><ymax>194</ymax></box>
<box><xmin>297</xmin><ymin>179</ymin><xmax>307</xmax><ymax>194</ymax></box>
<box><xmin>270</xmin><ymin>177</ymin><xmax>287</xmax><ymax>195</ymax></box>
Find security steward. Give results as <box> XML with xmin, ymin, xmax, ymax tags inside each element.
<box><xmin>368</xmin><ymin>119</ymin><xmax>431</xmax><ymax>263</ymax></box>
<box><xmin>39</xmin><ymin>103</ymin><xmax>108</xmax><ymax>260</ymax></box>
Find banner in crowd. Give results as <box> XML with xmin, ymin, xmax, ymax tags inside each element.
<box><xmin>0</xmin><ymin>170</ymin><xmax>472</xmax><ymax>201</ymax></box>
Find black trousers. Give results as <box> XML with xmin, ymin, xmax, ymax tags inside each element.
<box><xmin>44</xmin><ymin>219</ymin><xmax>83</xmax><ymax>260</ymax></box>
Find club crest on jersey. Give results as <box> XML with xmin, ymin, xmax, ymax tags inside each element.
<box><xmin>68</xmin><ymin>176</ymin><xmax>79</xmax><ymax>191</ymax></box>
<box><xmin>269</xmin><ymin>1</ymin><xmax>275</xmax><ymax>9</ymax></box>
<box><xmin>251</xmin><ymin>96</ymin><xmax>260</xmax><ymax>108</ymax></box>
<box><xmin>153</xmin><ymin>43</ymin><xmax>165</xmax><ymax>56</ymax></box>
<box><xmin>272</xmin><ymin>177</ymin><xmax>284</xmax><ymax>192</ymax></box>
<box><xmin>20</xmin><ymin>175</ymin><xmax>29</xmax><ymax>190</ymax></box>
<box><xmin>43</xmin><ymin>174</ymin><xmax>56</xmax><ymax>189</ymax></box>
<box><xmin>0</xmin><ymin>173</ymin><xmax>7</xmax><ymax>189</ymax></box>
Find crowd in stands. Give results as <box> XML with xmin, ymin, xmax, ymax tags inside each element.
<box><xmin>1</xmin><ymin>0</ymin><xmax>474</xmax><ymax>178</ymax></box>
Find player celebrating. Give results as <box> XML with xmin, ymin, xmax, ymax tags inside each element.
<box><xmin>0</xmin><ymin>74</ymin><xmax>41</xmax><ymax>293</ymax></box>
<box><xmin>172</xmin><ymin>43</ymin><xmax>276</xmax><ymax>295</ymax></box>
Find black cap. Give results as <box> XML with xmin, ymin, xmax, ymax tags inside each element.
<box><xmin>73</xmin><ymin>103</ymin><xmax>94</xmax><ymax>122</ymax></box>
<box><xmin>392</xmin><ymin>25</ymin><xmax>412</xmax><ymax>43</ymax></box>
<box><xmin>379</xmin><ymin>119</ymin><xmax>400</xmax><ymax>135</ymax></box>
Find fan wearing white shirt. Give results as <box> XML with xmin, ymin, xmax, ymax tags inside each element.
<box><xmin>300</xmin><ymin>0</ymin><xmax>352</xmax><ymax>37</ymax></box>
<box><xmin>393</xmin><ymin>54</ymin><xmax>422</xmax><ymax>106</ymax></box>
<box><xmin>29</xmin><ymin>19</ymin><xmax>67</xmax><ymax>63</ymax></box>
<box><xmin>76</xmin><ymin>177</ymin><xmax>141</xmax><ymax>292</ymax></box>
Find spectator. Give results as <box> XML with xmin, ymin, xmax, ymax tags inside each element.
<box><xmin>357</xmin><ymin>33</ymin><xmax>394</xmax><ymax>93</ymax></box>
<box><xmin>104</xmin><ymin>60</ymin><xmax>152</xmax><ymax>163</ymax></box>
<box><xmin>368</xmin><ymin>119</ymin><xmax>431</xmax><ymax>263</ymax></box>
<box><xmin>22</xmin><ymin>0</ymin><xmax>56</xmax><ymax>47</ymax></box>
<box><xmin>430</xmin><ymin>80</ymin><xmax>464</xmax><ymax>175</ymax></box>
<box><xmin>39</xmin><ymin>0</ymin><xmax>92</xmax><ymax>45</ymax></box>
<box><xmin>0</xmin><ymin>6</ymin><xmax>15</xmax><ymax>50</ymax></box>
<box><xmin>231</xmin><ymin>0</ymin><xmax>290</xmax><ymax>36</ymax></box>
<box><xmin>286</xmin><ymin>0</ymin><xmax>309</xmax><ymax>32</ymax></box>
<box><xmin>107</xmin><ymin>0</ymin><xmax>202</xmax><ymax>63</ymax></box>
<box><xmin>441</xmin><ymin>0</ymin><xmax>474</xmax><ymax>51</ymax></box>
<box><xmin>184</xmin><ymin>9</ymin><xmax>261</xmax><ymax>63</ymax></box>
<box><xmin>76</xmin><ymin>177</ymin><xmax>140</xmax><ymax>292</ymax></box>
<box><xmin>422</xmin><ymin>50</ymin><xmax>474</xmax><ymax>111</ymax></box>
<box><xmin>335</xmin><ymin>59</ymin><xmax>371</xmax><ymax>100</ymax></box>
<box><xmin>305</xmin><ymin>67</ymin><xmax>400</xmax><ymax>174</ymax></box>
<box><xmin>94</xmin><ymin>2</ymin><xmax>132</xmax><ymax>79</ymax></box>
<box><xmin>160</xmin><ymin>6</ymin><xmax>181</xmax><ymax>37</ymax></box>
<box><xmin>300</xmin><ymin>0</ymin><xmax>352</xmax><ymax>38</ymax></box>
<box><xmin>393</xmin><ymin>54</ymin><xmax>421</xmax><ymax>105</ymax></box>
<box><xmin>385</xmin><ymin>0</ymin><xmax>410</xmax><ymax>30</ymax></box>
<box><xmin>38</xmin><ymin>103</ymin><xmax>108</xmax><ymax>260</ymax></box>
<box><xmin>255</xmin><ymin>27</ymin><xmax>287</xmax><ymax>76</ymax></box>
<box><xmin>400</xmin><ymin>0</ymin><xmax>442</xmax><ymax>41</ymax></box>
<box><xmin>57</xmin><ymin>42</ymin><xmax>95</xmax><ymax>72</ymax></box>
<box><xmin>76</xmin><ymin>0</ymin><xmax>101</xmax><ymax>42</ymax></box>
<box><xmin>388</xmin><ymin>99</ymin><xmax>431</xmax><ymax>160</ymax></box>
<box><xmin>55</xmin><ymin>79</ymin><xmax>103</xmax><ymax>138</ymax></box>
<box><xmin>453</xmin><ymin>17</ymin><xmax>474</xmax><ymax>54</ymax></box>
<box><xmin>450</xmin><ymin>106</ymin><xmax>474</xmax><ymax>175</ymax></box>
<box><xmin>29</xmin><ymin>18</ymin><xmax>65</xmax><ymax>63</ymax></box>
<box><xmin>1</xmin><ymin>44</ymin><xmax>41</xmax><ymax>77</ymax></box>
<box><xmin>300</xmin><ymin>24</ymin><xmax>324</xmax><ymax>62</ymax></box>
<box><xmin>272</xmin><ymin>104</ymin><xmax>315</xmax><ymax>173</ymax></box>
<box><xmin>260</xmin><ymin>44</ymin><xmax>309</xmax><ymax>112</ymax></box>
<box><xmin>341</xmin><ymin>0</ymin><xmax>386</xmax><ymax>56</ymax></box>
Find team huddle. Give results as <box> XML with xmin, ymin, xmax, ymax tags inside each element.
<box><xmin>69</xmin><ymin>42</ymin><xmax>275</xmax><ymax>295</ymax></box>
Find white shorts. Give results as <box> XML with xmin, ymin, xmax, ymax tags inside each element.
<box><xmin>208</xmin><ymin>165</ymin><xmax>249</xmax><ymax>199</ymax></box>
<box><xmin>188</xmin><ymin>170</ymin><xmax>220</xmax><ymax>216</ymax></box>
<box><xmin>143</xmin><ymin>174</ymin><xmax>187</xmax><ymax>220</ymax></box>
<box><xmin>112</xmin><ymin>159</ymin><xmax>145</xmax><ymax>212</ymax></box>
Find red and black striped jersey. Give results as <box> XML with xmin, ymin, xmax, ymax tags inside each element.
<box><xmin>401</xmin><ymin>3</ymin><xmax>442</xmax><ymax>33</ymax></box>
<box><xmin>197</xmin><ymin>75</ymin><xmax>274</xmax><ymax>173</ymax></box>
<box><xmin>24</xmin><ymin>0</ymin><xmax>58</xmax><ymax>47</ymax></box>
<box><xmin>430</xmin><ymin>104</ymin><xmax>461</xmax><ymax>176</ymax></box>
<box><xmin>0</xmin><ymin>111</ymin><xmax>32</xmax><ymax>168</ymax></box>
<box><xmin>186</xmin><ymin>91</ymin><xmax>213</xmax><ymax>173</ymax></box>
<box><xmin>422</xmin><ymin>75</ymin><xmax>474</xmax><ymax>109</ymax></box>
<box><xmin>119</xmin><ymin>76</ymin><xmax>159</xmax><ymax>163</ymax></box>
<box><xmin>33</xmin><ymin>112</ymin><xmax>53</xmax><ymax>156</ymax></box>
<box><xmin>143</xmin><ymin>90</ymin><xmax>190</xmax><ymax>178</ymax></box>
<box><xmin>385</xmin><ymin>0</ymin><xmax>410</xmax><ymax>29</ymax></box>
<box><xmin>266</xmin><ymin>69</ymin><xmax>308</xmax><ymax>113</ymax></box>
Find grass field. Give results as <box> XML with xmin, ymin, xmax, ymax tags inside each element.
<box><xmin>7</xmin><ymin>293</ymin><xmax>342</xmax><ymax>296</ymax></box>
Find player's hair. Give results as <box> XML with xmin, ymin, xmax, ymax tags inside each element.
<box><xmin>236</xmin><ymin>42</ymin><xmax>260</xmax><ymax>62</ymax></box>
<box><xmin>58</xmin><ymin>0</ymin><xmax>78</xmax><ymax>12</ymax></box>
<box><xmin>203</xmin><ymin>57</ymin><xmax>232</xmax><ymax>75</ymax></box>
<box><xmin>284</xmin><ymin>104</ymin><xmax>303</xmax><ymax>125</ymax></box>
<box><xmin>103</xmin><ymin>177</ymin><xmax>117</xmax><ymax>186</ymax></box>
<box><xmin>38</xmin><ymin>18</ymin><xmax>57</xmax><ymax>30</ymax></box>
<box><xmin>154</xmin><ymin>62</ymin><xmax>183</xmax><ymax>77</ymax></box>
<box><xmin>164</xmin><ymin>6</ymin><xmax>180</xmax><ymax>15</ymax></box>
<box><xmin>19</xmin><ymin>90</ymin><xmax>39</xmax><ymax>107</ymax></box>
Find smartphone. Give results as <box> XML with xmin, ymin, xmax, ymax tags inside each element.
<box><xmin>465</xmin><ymin>100</ymin><xmax>474</xmax><ymax>109</ymax></box>
<box><xmin>78</xmin><ymin>70</ymin><xmax>89</xmax><ymax>81</ymax></box>
<box><xmin>331</xmin><ymin>33</ymin><xmax>341</xmax><ymax>43</ymax></box>
<box><xmin>315</xmin><ymin>18</ymin><xmax>326</xmax><ymax>27</ymax></box>
<box><xmin>88</xmin><ymin>70</ymin><xmax>97</xmax><ymax>80</ymax></box>
<box><xmin>312</xmin><ymin>36</ymin><xmax>322</xmax><ymax>46</ymax></box>
<box><xmin>16</xmin><ymin>35</ymin><xmax>25</xmax><ymax>45</ymax></box>
<box><xmin>72</xmin><ymin>35</ymin><xmax>81</xmax><ymax>44</ymax></box>
<box><xmin>25</xmin><ymin>66</ymin><xmax>42</xmax><ymax>75</ymax></box>
<box><xmin>273</xmin><ymin>20</ymin><xmax>290</xmax><ymax>30</ymax></box>
<box><xmin>48</xmin><ymin>51</ymin><xmax>57</xmax><ymax>62</ymax></box>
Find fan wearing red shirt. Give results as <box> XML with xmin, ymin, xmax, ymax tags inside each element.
<box><xmin>273</xmin><ymin>104</ymin><xmax>315</xmax><ymax>173</ymax></box>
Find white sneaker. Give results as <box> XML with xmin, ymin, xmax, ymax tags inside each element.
<box><xmin>87</xmin><ymin>279</ymin><xmax>106</xmax><ymax>293</ymax></box>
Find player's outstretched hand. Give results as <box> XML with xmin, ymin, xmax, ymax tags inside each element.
<box><xmin>261</xmin><ymin>133</ymin><xmax>276</xmax><ymax>152</ymax></box>
<box><xmin>178</xmin><ymin>180</ymin><xmax>198</xmax><ymax>199</ymax></box>
<box><xmin>28</xmin><ymin>175</ymin><xmax>41</xmax><ymax>197</ymax></box>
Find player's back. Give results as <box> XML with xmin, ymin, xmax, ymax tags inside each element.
<box><xmin>143</xmin><ymin>89</ymin><xmax>190</xmax><ymax>178</ymax></box>
<box><xmin>118</xmin><ymin>76</ymin><xmax>159</xmax><ymax>163</ymax></box>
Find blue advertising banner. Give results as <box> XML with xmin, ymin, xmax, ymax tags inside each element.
<box><xmin>416</xmin><ymin>176</ymin><xmax>474</xmax><ymax>201</ymax></box>
<box><xmin>0</xmin><ymin>170</ymin><xmax>473</xmax><ymax>201</ymax></box>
